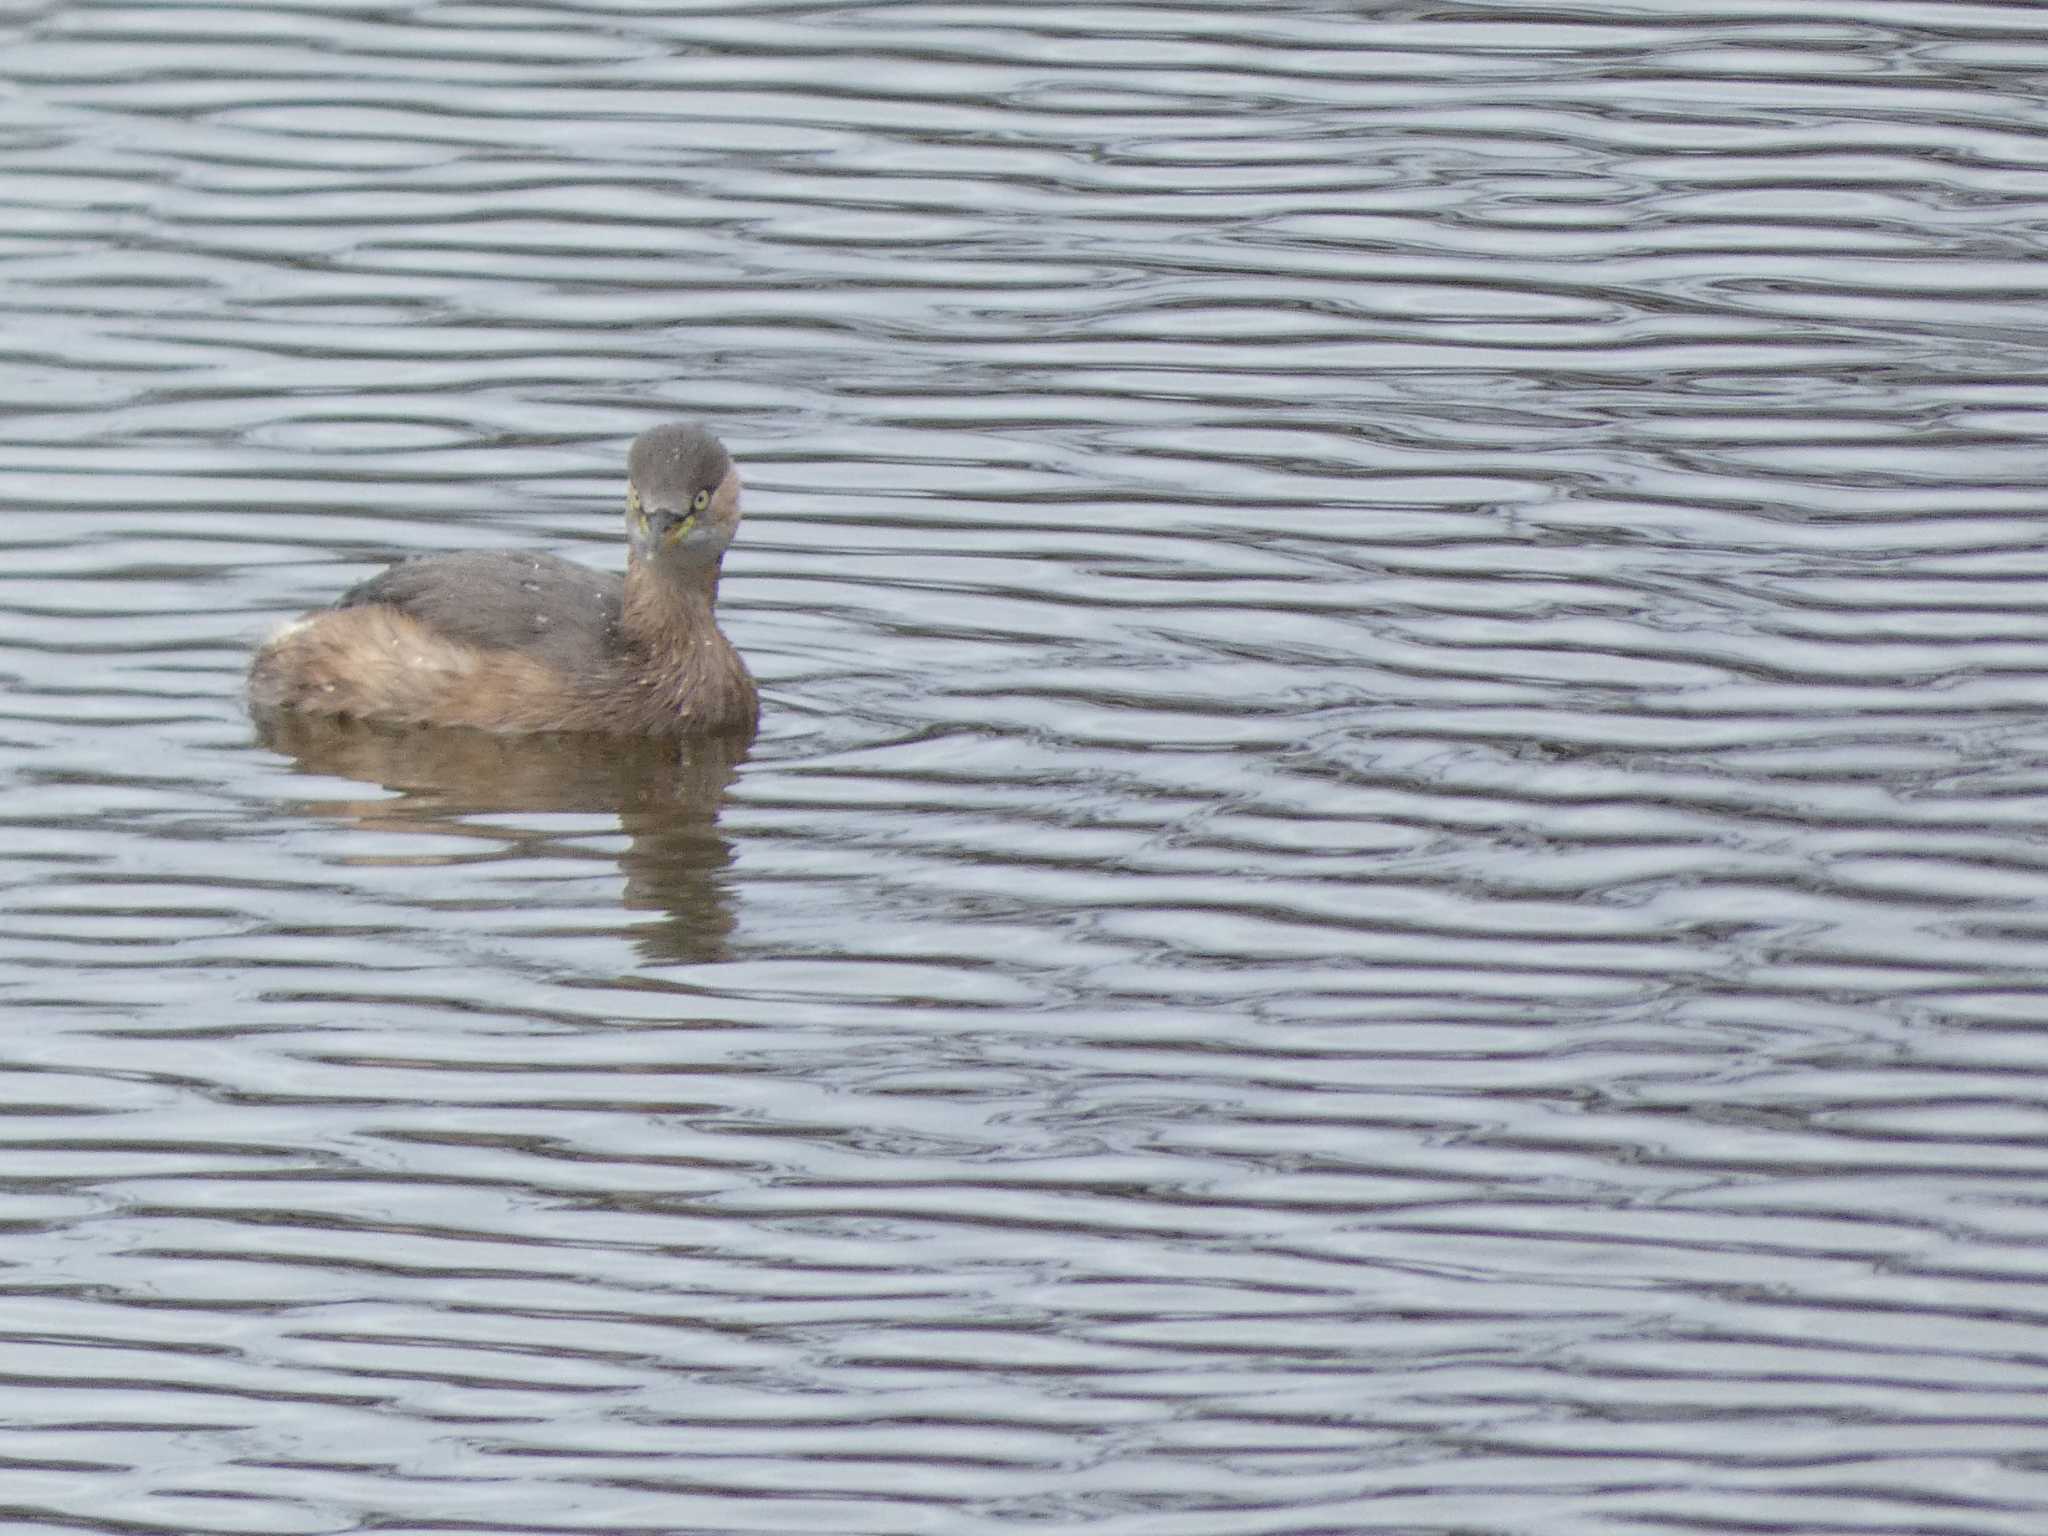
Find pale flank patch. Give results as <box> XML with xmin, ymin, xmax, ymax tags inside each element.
<box><xmin>263</xmin><ymin>615</ymin><xmax>317</xmax><ymax>648</ymax></box>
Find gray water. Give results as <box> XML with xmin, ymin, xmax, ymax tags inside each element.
<box><xmin>5</xmin><ymin>3</ymin><xmax>2048</xmax><ymax>1533</ymax></box>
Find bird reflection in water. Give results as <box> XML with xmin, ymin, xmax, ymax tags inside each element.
<box><xmin>254</xmin><ymin>711</ymin><xmax>748</xmax><ymax>965</ymax></box>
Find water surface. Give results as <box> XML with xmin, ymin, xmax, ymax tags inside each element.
<box><xmin>5</xmin><ymin>3</ymin><xmax>2048</xmax><ymax>1533</ymax></box>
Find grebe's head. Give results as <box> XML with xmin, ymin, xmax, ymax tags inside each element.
<box><xmin>626</xmin><ymin>423</ymin><xmax>740</xmax><ymax>571</ymax></box>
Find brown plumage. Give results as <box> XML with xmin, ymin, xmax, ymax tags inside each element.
<box><xmin>249</xmin><ymin>423</ymin><xmax>758</xmax><ymax>739</ymax></box>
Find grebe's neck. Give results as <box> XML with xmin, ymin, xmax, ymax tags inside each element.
<box><xmin>615</xmin><ymin>553</ymin><xmax>754</xmax><ymax>734</ymax></box>
<box><xmin>622</xmin><ymin>556</ymin><xmax>723</xmax><ymax>651</ymax></box>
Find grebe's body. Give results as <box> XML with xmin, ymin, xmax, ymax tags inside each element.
<box><xmin>249</xmin><ymin>424</ymin><xmax>756</xmax><ymax>738</ymax></box>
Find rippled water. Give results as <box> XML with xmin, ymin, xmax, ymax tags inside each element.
<box><xmin>7</xmin><ymin>3</ymin><xmax>2048</xmax><ymax>1532</ymax></box>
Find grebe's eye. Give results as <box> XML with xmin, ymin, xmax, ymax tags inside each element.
<box><xmin>693</xmin><ymin>488</ymin><xmax>711</xmax><ymax>513</ymax></box>
<box><xmin>629</xmin><ymin>485</ymin><xmax>648</xmax><ymax>530</ymax></box>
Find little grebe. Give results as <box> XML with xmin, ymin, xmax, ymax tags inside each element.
<box><xmin>249</xmin><ymin>423</ymin><xmax>757</xmax><ymax>738</ymax></box>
